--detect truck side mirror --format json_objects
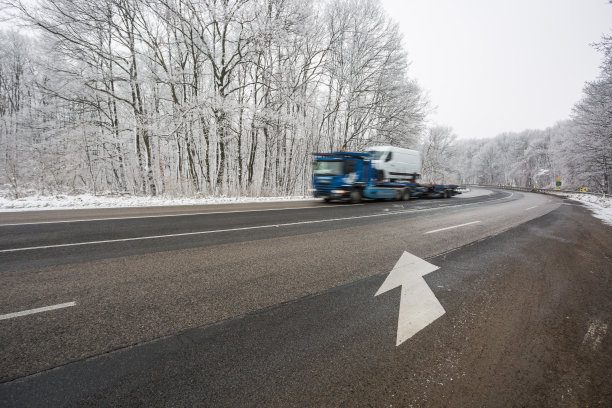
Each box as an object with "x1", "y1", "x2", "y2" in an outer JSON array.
[{"x1": 385, "y1": 152, "x2": 393, "y2": 162}]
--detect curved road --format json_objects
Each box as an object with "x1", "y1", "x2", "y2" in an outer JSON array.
[{"x1": 1, "y1": 188, "x2": 610, "y2": 407}]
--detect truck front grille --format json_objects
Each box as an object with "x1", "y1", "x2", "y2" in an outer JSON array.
[{"x1": 314, "y1": 184, "x2": 333, "y2": 195}]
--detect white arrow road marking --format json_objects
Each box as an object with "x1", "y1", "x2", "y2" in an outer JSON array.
[
  {"x1": 375, "y1": 252, "x2": 445, "y2": 346},
  {"x1": 0, "y1": 301, "x2": 76, "y2": 320}
]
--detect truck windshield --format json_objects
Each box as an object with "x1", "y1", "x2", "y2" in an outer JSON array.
[
  {"x1": 313, "y1": 160, "x2": 345, "y2": 176},
  {"x1": 369, "y1": 151, "x2": 386, "y2": 160}
]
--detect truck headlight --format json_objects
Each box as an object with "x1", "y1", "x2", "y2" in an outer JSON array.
[{"x1": 331, "y1": 189, "x2": 347, "y2": 194}]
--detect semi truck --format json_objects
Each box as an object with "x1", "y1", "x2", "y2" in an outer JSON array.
[{"x1": 312, "y1": 146, "x2": 459, "y2": 203}]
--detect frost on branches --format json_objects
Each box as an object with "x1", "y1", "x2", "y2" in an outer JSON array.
[{"x1": 0, "y1": 0, "x2": 427, "y2": 199}]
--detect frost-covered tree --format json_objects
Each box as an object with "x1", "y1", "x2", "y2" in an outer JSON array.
[
  {"x1": 569, "y1": 35, "x2": 612, "y2": 193},
  {"x1": 1, "y1": 0, "x2": 428, "y2": 198},
  {"x1": 321, "y1": 0, "x2": 426, "y2": 152},
  {"x1": 445, "y1": 123, "x2": 572, "y2": 188},
  {"x1": 420, "y1": 125, "x2": 456, "y2": 183},
  {"x1": 0, "y1": 30, "x2": 41, "y2": 198}
]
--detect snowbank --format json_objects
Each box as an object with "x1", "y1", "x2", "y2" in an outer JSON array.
[
  {"x1": 0, "y1": 194, "x2": 314, "y2": 212},
  {"x1": 565, "y1": 194, "x2": 612, "y2": 227}
]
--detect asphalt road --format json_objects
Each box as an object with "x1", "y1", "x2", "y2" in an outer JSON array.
[{"x1": 1, "y1": 188, "x2": 610, "y2": 407}]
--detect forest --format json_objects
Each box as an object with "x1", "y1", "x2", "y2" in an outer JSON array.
[
  {"x1": 1, "y1": 0, "x2": 611, "y2": 198},
  {"x1": 0, "y1": 0, "x2": 427, "y2": 198}
]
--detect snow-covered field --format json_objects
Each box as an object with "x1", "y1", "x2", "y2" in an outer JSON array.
[{"x1": 0, "y1": 194, "x2": 314, "y2": 212}]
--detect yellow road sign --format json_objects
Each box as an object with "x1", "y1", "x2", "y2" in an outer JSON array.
[
  {"x1": 580, "y1": 187, "x2": 588, "y2": 193},
  {"x1": 555, "y1": 186, "x2": 561, "y2": 191}
]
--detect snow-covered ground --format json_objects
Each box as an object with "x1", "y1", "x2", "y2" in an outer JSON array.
[
  {"x1": 564, "y1": 193, "x2": 612, "y2": 227},
  {"x1": 0, "y1": 194, "x2": 314, "y2": 212},
  {"x1": 456, "y1": 187, "x2": 492, "y2": 198}
]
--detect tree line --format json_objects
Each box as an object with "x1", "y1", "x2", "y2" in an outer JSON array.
[
  {"x1": 420, "y1": 35, "x2": 611, "y2": 194},
  {"x1": 0, "y1": 0, "x2": 427, "y2": 198},
  {"x1": 2, "y1": 0, "x2": 610, "y2": 198}
]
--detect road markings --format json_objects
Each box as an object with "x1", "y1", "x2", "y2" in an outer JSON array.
[
  {"x1": 0, "y1": 210, "x2": 423, "y2": 252},
  {"x1": 0, "y1": 204, "x2": 339, "y2": 227},
  {"x1": 0, "y1": 301, "x2": 76, "y2": 321},
  {"x1": 375, "y1": 252, "x2": 445, "y2": 346},
  {"x1": 526, "y1": 206, "x2": 538, "y2": 210},
  {"x1": 424, "y1": 221, "x2": 481, "y2": 234},
  {"x1": 0, "y1": 192, "x2": 516, "y2": 253}
]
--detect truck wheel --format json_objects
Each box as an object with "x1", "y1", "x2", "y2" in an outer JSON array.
[
  {"x1": 349, "y1": 189, "x2": 362, "y2": 204},
  {"x1": 402, "y1": 189, "x2": 411, "y2": 201},
  {"x1": 445, "y1": 189, "x2": 451, "y2": 198},
  {"x1": 324, "y1": 198, "x2": 331, "y2": 203}
]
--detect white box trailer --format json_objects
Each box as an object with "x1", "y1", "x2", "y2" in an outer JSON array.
[{"x1": 367, "y1": 146, "x2": 421, "y2": 181}]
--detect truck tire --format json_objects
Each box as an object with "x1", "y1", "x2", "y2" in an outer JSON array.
[
  {"x1": 402, "y1": 189, "x2": 411, "y2": 201},
  {"x1": 444, "y1": 189, "x2": 451, "y2": 198},
  {"x1": 349, "y1": 189, "x2": 362, "y2": 204}
]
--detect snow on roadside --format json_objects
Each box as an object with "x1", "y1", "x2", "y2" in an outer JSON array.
[
  {"x1": 0, "y1": 194, "x2": 314, "y2": 212},
  {"x1": 565, "y1": 193, "x2": 612, "y2": 227}
]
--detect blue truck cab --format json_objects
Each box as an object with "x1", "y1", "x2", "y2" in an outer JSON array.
[
  {"x1": 312, "y1": 152, "x2": 416, "y2": 203},
  {"x1": 312, "y1": 151, "x2": 458, "y2": 203}
]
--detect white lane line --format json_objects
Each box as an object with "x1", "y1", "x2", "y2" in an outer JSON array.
[
  {"x1": 0, "y1": 204, "x2": 343, "y2": 227},
  {"x1": 0, "y1": 192, "x2": 516, "y2": 253},
  {"x1": 0, "y1": 210, "x2": 413, "y2": 253},
  {"x1": 424, "y1": 221, "x2": 481, "y2": 234},
  {"x1": 526, "y1": 206, "x2": 538, "y2": 210},
  {"x1": 0, "y1": 301, "x2": 76, "y2": 320}
]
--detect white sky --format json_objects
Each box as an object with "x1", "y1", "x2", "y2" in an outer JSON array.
[{"x1": 380, "y1": 0, "x2": 612, "y2": 139}]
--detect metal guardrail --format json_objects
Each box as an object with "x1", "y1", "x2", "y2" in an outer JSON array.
[{"x1": 468, "y1": 185, "x2": 608, "y2": 198}]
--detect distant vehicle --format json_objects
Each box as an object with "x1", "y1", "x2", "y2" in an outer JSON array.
[{"x1": 312, "y1": 147, "x2": 459, "y2": 203}]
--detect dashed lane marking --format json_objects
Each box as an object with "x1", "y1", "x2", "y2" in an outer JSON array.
[
  {"x1": 0, "y1": 302, "x2": 76, "y2": 321},
  {"x1": 424, "y1": 221, "x2": 482, "y2": 234}
]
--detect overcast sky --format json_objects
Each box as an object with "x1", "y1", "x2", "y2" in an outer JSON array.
[{"x1": 380, "y1": 0, "x2": 612, "y2": 139}]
